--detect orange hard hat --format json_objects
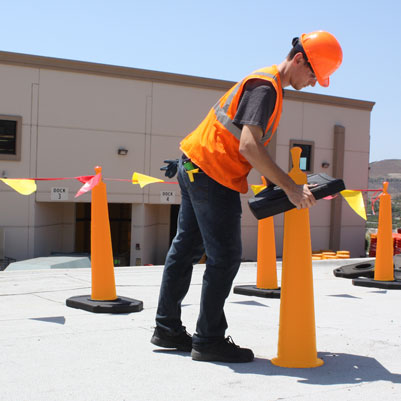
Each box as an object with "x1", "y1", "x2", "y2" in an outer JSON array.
[{"x1": 300, "y1": 31, "x2": 343, "y2": 87}]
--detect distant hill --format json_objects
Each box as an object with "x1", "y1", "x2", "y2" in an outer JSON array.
[
  {"x1": 369, "y1": 159, "x2": 401, "y2": 195},
  {"x1": 369, "y1": 159, "x2": 401, "y2": 179}
]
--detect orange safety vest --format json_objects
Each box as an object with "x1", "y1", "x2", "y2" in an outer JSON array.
[{"x1": 180, "y1": 65, "x2": 283, "y2": 193}]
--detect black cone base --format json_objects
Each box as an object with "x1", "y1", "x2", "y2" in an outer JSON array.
[
  {"x1": 66, "y1": 295, "x2": 143, "y2": 313},
  {"x1": 233, "y1": 285, "x2": 281, "y2": 298},
  {"x1": 333, "y1": 261, "x2": 375, "y2": 279},
  {"x1": 333, "y1": 261, "x2": 401, "y2": 280},
  {"x1": 352, "y1": 277, "x2": 401, "y2": 290}
]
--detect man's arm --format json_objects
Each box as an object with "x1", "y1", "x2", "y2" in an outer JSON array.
[{"x1": 239, "y1": 124, "x2": 316, "y2": 209}]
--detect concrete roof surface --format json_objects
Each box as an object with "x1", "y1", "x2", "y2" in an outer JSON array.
[{"x1": 0, "y1": 259, "x2": 400, "y2": 401}]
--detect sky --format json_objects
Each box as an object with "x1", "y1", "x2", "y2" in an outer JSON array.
[{"x1": 1, "y1": 0, "x2": 400, "y2": 162}]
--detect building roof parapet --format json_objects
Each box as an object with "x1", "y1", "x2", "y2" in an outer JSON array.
[{"x1": 0, "y1": 50, "x2": 374, "y2": 111}]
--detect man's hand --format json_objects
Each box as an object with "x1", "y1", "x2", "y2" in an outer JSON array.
[
  {"x1": 238, "y1": 124, "x2": 316, "y2": 210},
  {"x1": 286, "y1": 184, "x2": 316, "y2": 209}
]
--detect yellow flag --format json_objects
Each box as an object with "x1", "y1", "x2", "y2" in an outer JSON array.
[
  {"x1": 132, "y1": 172, "x2": 164, "y2": 188},
  {"x1": 340, "y1": 190, "x2": 367, "y2": 220},
  {"x1": 0, "y1": 179, "x2": 37, "y2": 195},
  {"x1": 251, "y1": 184, "x2": 267, "y2": 195}
]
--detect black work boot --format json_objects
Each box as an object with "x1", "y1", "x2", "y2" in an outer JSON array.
[
  {"x1": 191, "y1": 336, "x2": 254, "y2": 363},
  {"x1": 151, "y1": 326, "x2": 192, "y2": 352}
]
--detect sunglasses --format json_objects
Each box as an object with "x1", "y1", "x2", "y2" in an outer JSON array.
[
  {"x1": 292, "y1": 37, "x2": 316, "y2": 76},
  {"x1": 303, "y1": 56, "x2": 315, "y2": 76}
]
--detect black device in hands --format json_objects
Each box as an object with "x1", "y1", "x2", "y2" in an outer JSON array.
[{"x1": 248, "y1": 173, "x2": 345, "y2": 220}]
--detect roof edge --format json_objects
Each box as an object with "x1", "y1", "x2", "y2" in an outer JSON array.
[
  {"x1": 0, "y1": 50, "x2": 233, "y2": 90},
  {"x1": 284, "y1": 89, "x2": 375, "y2": 111},
  {"x1": 0, "y1": 50, "x2": 375, "y2": 111}
]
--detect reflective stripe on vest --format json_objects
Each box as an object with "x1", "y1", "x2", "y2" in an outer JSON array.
[{"x1": 212, "y1": 71, "x2": 279, "y2": 145}]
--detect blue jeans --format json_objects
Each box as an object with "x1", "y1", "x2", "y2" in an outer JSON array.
[{"x1": 155, "y1": 157, "x2": 242, "y2": 345}]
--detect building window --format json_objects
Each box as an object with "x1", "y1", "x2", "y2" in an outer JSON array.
[
  {"x1": 289, "y1": 140, "x2": 314, "y2": 173},
  {"x1": 0, "y1": 116, "x2": 22, "y2": 161}
]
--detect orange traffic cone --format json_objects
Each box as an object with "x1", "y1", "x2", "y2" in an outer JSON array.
[
  {"x1": 91, "y1": 166, "x2": 118, "y2": 300},
  {"x1": 233, "y1": 177, "x2": 280, "y2": 298},
  {"x1": 374, "y1": 182, "x2": 394, "y2": 281},
  {"x1": 271, "y1": 147, "x2": 323, "y2": 368},
  {"x1": 353, "y1": 181, "x2": 401, "y2": 289},
  {"x1": 256, "y1": 177, "x2": 279, "y2": 290},
  {"x1": 256, "y1": 215, "x2": 279, "y2": 290},
  {"x1": 66, "y1": 166, "x2": 143, "y2": 313}
]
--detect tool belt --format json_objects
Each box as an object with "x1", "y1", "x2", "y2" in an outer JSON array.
[
  {"x1": 182, "y1": 154, "x2": 202, "y2": 182},
  {"x1": 160, "y1": 155, "x2": 204, "y2": 181}
]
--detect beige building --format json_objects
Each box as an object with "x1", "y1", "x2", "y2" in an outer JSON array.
[{"x1": 0, "y1": 51, "x2": 374, "y2": 266}]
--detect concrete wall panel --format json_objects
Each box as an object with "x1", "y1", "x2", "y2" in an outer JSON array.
[
  {"x1": 0, "y1": 65, "x2": 39, "y2": 118},
  {"x1": 340, "y1": 226, "x2": 366, "y2": 257},
  {"x1": 151, "y1": 83, "x2": 224, "y2": 136},
  {"x1": 277, "y1": 100, "x2": 303, "y2": 145},
  {"x1": 38, "y1": 70, "x2": 151, "y2": 133},
  {"x1": 35, "y1": 126, "x2": 147, "y2": 201}
]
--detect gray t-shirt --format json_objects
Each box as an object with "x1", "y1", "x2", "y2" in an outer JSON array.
[{"x1": 232, "y1": 79, "x2": 277, "y2": 134}]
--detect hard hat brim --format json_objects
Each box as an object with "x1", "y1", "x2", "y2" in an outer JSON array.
[{"x1": 318, "y1": 76, "x2": 329, "y2": 87}]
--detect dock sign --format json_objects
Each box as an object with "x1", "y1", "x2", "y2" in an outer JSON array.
[
  {"x1": 51, "y1": 187, "x2": 69, "y2": 201},
  {"x1": 160, "y1": 191, "x2": 176, "y2": 204}
]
